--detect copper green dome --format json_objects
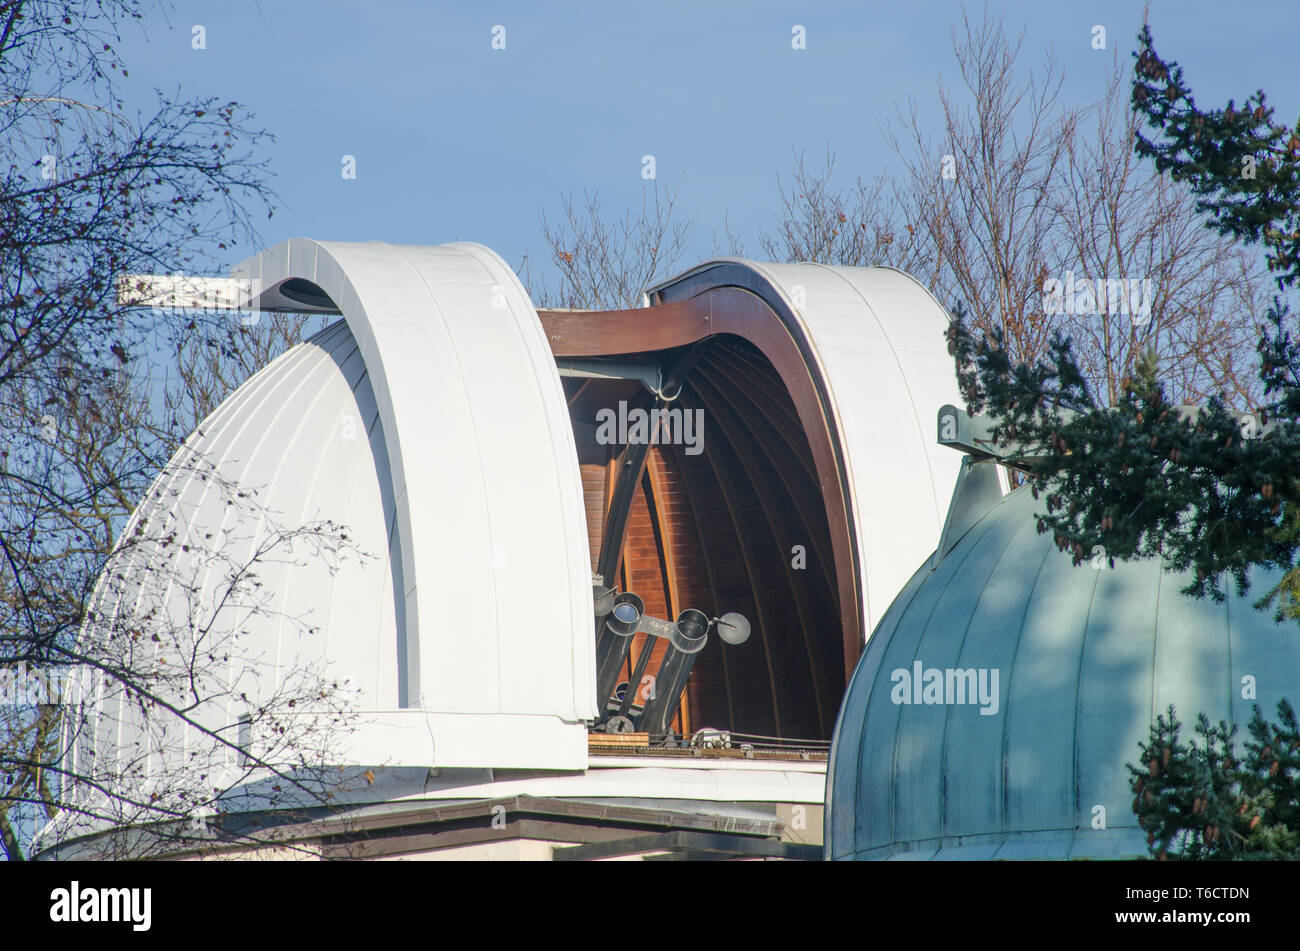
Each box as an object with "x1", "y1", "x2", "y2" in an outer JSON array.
[{"x1": 826, "y1": 463, "x2": 1300, "y2": 859}]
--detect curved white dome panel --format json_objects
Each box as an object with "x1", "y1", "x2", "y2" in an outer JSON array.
[
  {"x1": 235, "y1": 240, "x2": 598, "y2": 763},
  {"x1": 74, "y1": 240, "x2": 596, "y2": 791},
  {"x1": 66, "y1": 320, "x2": 404, "y2": 819},
  {"x1": 750, "y1": 263, "x2": 965, "y2": 635}
]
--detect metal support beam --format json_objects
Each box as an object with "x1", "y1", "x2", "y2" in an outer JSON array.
[{"x1": 555, "y1": 357, "x2": 664, "y2": 395}]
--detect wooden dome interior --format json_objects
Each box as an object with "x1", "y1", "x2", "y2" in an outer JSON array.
[{"x1": 563, "y1": 334, "x2": 845, "y2": 741}]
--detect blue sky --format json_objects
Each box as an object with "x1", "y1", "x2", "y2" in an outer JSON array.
[{"x1": 112, "y1": 0, "x2": 1300, "y2": 285}]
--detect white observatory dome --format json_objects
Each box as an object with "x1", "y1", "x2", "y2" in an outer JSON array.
[{"x1": 66, "y1": 241, "x2": 599, "y2": 826}]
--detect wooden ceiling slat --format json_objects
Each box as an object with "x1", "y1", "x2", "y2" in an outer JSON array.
[
  {"x1": 709, "y1": 341, "x2": 804, "y2": 429},
  {"x1": 689, "y1": 377, "x2": 829, "y2": 737},
  {"x1": 673, "y1": 393, "x2": 785, "y2": 737},
  {"x1": 692, "y1": 360, "x2": 837, "y2": 586},
  {"x1": 698, "y1": 351, "x2": 820, "y2": 488},
  {"x1": 668, "y1": 435, "x2": 737, "y2": 732}
]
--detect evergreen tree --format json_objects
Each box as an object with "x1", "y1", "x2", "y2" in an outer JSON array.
[
  {"x1": 1130, "y1": 702, "x2": 1300, "y2": 860},
  {"x1": 947, "y1": 24, "x2": 1300, "y2": 619},
  {"x1": 980, "y1": 26, "x2": 1300, "y2": 861}
]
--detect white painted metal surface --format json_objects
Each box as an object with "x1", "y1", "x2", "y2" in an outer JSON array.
[
  {"x1": 73, "y1": 241, "x2": 598, "y2": 798},
  {"x1": 360, "y1": 756, "x2": 827, "y2": 806},
  {"x1": 232, "y1": 240, "x2": 598, "y2": 749}
]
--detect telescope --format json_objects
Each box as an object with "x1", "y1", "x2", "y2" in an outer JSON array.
[{"x1": 592, "y1": 578, "x2": 750, "y2": 738}]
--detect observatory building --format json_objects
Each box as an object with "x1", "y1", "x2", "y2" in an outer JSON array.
[
  {"x1": 40, "y1": 239, "x2": 965, "y2": 860},
  {"x1": 44, "y1": 238, "x2": 1296, "y2": 862}
]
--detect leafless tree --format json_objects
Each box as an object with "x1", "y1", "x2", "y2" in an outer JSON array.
[
  {"x1": 0, "y1": 0, "x2": 354, "y2": 859},
  {"x1": 882, "y1": 4, "x2": 1265, "y2": 407},
  {"x1": 884, "y1": 6, "x2": 1080, "y2": 367},
  {"x1": 526, "y1": 180, "x2": 694, "y2": 310},
  {"x1": 23, "y1": 457, "x2": 367, "y2": 860},
  {"x1": 757, "y1": 148, "x2": 932, "y2": 273},
  {"x1": 160, "y1": 310, "x2": 329, "y2": 443},
  {"x1": 1050, "y1": 53, "x2": 1265, "y2": 406}
]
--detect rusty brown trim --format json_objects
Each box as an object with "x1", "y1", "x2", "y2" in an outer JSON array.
[
  {"x1": 540, "y1": 284, "x2": 863, "y2": 680},
  {"x1": 541, "y1": 299, "x2": 710, "y2": 356},
  {"x1": 643, "y1": 455, "x2": 679, "y2": 619},
  {"x1": 641, "y1": 456, "x2": 687, "y2": 733}
]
